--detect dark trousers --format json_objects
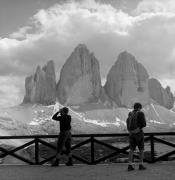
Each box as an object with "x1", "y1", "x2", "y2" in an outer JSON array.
[{"x1": 56, "y1": 130, "x2": 72, "y2": 158}]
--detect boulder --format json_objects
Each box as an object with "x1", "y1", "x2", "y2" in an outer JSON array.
[
  {"x1": 148, "y1": 78, "x2": 174, "y2": 109},
  {"x1": 104, "y1": 51, "x2": 150, "y2": 108},
  {"x1": 56, "y1": 44, "x2": 103, "y2": 105},
  {"x1": 23, "y1": 60, "x2": 56, "y2": 105}
]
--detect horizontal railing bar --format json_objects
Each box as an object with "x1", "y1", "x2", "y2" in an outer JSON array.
[{"x1": 0, "y1": 132, "x2": 175, "y2": 139}]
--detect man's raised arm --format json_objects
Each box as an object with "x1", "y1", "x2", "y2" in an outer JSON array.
[{"x1": 52, "y1": 111, "x2": 60, "y2": 121}]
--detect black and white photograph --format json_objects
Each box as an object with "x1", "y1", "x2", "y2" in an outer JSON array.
[{"x1": 0, "y1": 0, "x2": 175, "y2": 179}]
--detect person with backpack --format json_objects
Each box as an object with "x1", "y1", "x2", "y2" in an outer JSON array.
[
  {"x1": 126, "y1": 102, "x2": 146, "y2": 171},
  {"x1": 51, "y1": 107, "x2": 73, "y2": 167}
]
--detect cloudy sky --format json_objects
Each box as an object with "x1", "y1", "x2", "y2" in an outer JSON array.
[{"x1": 1, "y1": 0, "x2": 175, "y2": 107}]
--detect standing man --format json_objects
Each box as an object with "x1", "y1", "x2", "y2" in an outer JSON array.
[
  {"x1": 51, "y1": 107, "x2": 73, "y2": 166},
  {"x1": 126, "y1": 102, "x2": 146, "y2": 171}
]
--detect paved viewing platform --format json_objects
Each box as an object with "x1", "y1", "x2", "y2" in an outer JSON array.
[{"x1": 0, "y1": 162, "x2": 174, "y2": 180}]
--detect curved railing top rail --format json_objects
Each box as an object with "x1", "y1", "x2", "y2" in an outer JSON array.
[{"x1": 0, "y1": 132, "x2": 175, "y2": 139}]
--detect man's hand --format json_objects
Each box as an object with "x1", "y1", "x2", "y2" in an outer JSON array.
[
  {"x1": 58, "y1": 108, "x2": 63, "y2": 114},
  {"x1": 129, "y1": 127, "x2": 140, "y2": 134}
]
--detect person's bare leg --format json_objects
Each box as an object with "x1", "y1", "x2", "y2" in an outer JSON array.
[
  {"x1": 139, "y1": 149, "x2": 146, "y2": 170},
  {"x1": 139, "y1": 149, "x2": 144, "y2": 164},
  {"x1": 129, "y1": 150, "x2": 134, "y2": 164},
  {"x1": 128, "y1": 149, "x2": 135, "y2": 171}
]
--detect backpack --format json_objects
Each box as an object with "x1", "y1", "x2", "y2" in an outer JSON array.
[{"x1": 127, "y1": 111, "x2": 140, "y2": 134}]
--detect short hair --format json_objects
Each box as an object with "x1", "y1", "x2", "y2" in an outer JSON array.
[
  {"x1": 133, "y1": 103, "x2": 142, "y2": 110},
  {"x1": 61, "y1": 107, "x2": 69, "y2": 114}
]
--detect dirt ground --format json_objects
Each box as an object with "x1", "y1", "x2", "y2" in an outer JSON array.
[{"x1": 0, "y1": 162, "x2": 175, "y2": 180}]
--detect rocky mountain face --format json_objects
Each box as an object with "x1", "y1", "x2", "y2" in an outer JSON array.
[
  {"x1": 23, "y1": 60, "x2": 56, "y2": 105},
  {"x1": 22, "y1": 45, "x2": 174, "y2": 109},
  {"x1": 148, "y1": 78, "x2": 174, "y2": 109},
  {"x1": 104, "y1": 51, "x2": 150, "y2": 108},
  {"x1": 56, "y1": 44, "x2": 103, "y2": 105}
]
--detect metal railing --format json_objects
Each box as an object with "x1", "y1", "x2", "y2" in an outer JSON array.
[{"x1": 0, "y1": 132, "x2": 175, "y2": 165}]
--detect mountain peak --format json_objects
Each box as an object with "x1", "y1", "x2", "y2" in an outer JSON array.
[
  {"x1": 47, "y1": 60, "x2": 54, "y2": 66},
  {"x1": 75, "y1": 43, "x2": 88, "y2": 52},
  {"x1": 116, "y1": 51, "x2": 136, "y2": 64},
  {"x1": 104, "y1": 52, "x2": 149, "y2": 107},
  {"x1": 120, "y1": 50, "x2": 132, "y2": 56},
  {"x1": 56, "y1": 44, "x2": 102, "y2": 105}
]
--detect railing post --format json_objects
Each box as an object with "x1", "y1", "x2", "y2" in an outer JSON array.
[
  {"x1": 150, "y1": 134, "x2": 155, "y2": 163},
  {"x1": 91, "y1": 136, "x2": 95, "y2": 165},
  {"x1": 35, "y1": 137, "x2": 39, "y2": 165}
]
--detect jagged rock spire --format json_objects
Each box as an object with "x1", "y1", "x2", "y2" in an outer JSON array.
[
  {"x1": 23, "y1": 60, "x2": 56, "y2": 105},
  {"x1": 56, "y1": 44, "x2": 102, "y2": 105},
  {"x1": 104, "y1": 51, "x2": 149, "y2": 107}
]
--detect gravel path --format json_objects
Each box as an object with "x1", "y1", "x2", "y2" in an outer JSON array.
[{"x1": 0, "y1": 162, "x2": 175, "y2": 180}]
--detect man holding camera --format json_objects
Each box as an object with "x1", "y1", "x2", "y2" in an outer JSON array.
[{"x1": 51, "y1": 107, "x2": 73, "y2": 166}]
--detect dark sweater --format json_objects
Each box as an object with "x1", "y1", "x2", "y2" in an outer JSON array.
[{"x1": 52, "y1": 112, "x2": 71, "y2": 132}]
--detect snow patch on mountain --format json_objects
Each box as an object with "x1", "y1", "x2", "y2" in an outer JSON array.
[
  {"x1": 150, "y1": 120, "x2": 165, "y2": 125},
  {"x1": 150, "y1": 104, "x2": 160, "y2": 118},
  {"x1": 0, "y1": 101, "x2": 175, "y2": 139}
]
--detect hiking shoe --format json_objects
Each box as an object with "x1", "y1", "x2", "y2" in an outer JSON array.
[
  {"x1": 65, "y1": 159, "x2": 73, "y2": 166},
  {"x1": 51, "y1": 159, "x2": 59, "y2": 167},
  {"x1": 139, "y1": 164, "x2": 146, "y2": 170},
  {"x1": 128, "y1": 165, "x2": 134, "y2": 171},
  {"x1": 65, "y1": 162, "x2": 73, "y2": 166}
]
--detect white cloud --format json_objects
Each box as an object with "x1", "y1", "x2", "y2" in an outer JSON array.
[
  {"x1": 1, "y1": 0, "x2": 175, "y2": 106},
  {"x1": 0, "y1": 0, "x2": 136, "y2": 76},
  {"x1": 10, "y1": 26, "x2": 32, "y2": 39},
  {"x1": 134, "y1": 0, "x2": 175, "y2": 15},
  {"x1": 0, "y1": 76, "x2": 24, "y2": 108},
  {"x1": 0, "y1": 38, "x2": 21, "y2": 50},
  {"x1": 160, "y1": 79, "x2": 175, "y2": 94},
  {"x1": 32, "y1": 0, "x2": 134, "y2": 37}
]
